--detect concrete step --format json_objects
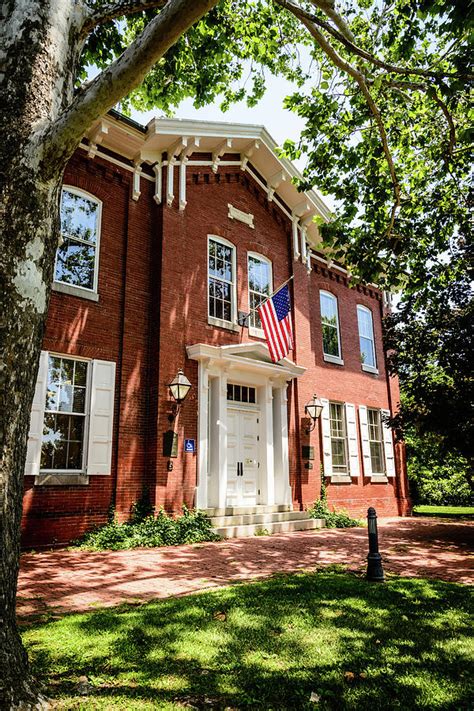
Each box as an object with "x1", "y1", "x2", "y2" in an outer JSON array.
[
  {"x1": 210, "y1": 511, "x2": 309, "y2": 527},
  {"x1": 204, "y1": 504, "x2": 292, "y2": 517},
  {"x1": 213, "y1": 517, "x2": 325, "y2": 539}
]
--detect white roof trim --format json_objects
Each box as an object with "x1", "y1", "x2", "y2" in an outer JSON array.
[{"x1": 87, "y1": 113, "x2": 333, "y2": 227}]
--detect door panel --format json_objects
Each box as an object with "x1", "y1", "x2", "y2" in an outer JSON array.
[
  {"x1": 240, "y1": 412, "x2": 258, "y2": 504},
  {"x1": 226, "y1": 410, "x2": 240, "y2": 507},
  {"x1": 226, "y1": 408, "x2": 259, "y2": 506}
]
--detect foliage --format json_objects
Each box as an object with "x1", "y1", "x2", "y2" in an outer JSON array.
[
  {"x1": 129, "y1": 489, "x2": 155, "y2": 523},
  {"x1": 385, "y1": 252, "x2": 473, "y2": 459},
  {"x1": 82, "y1": 1, "x2": 473, "y2": 447},
  {"x1": 73, "y1": 506, "x2": 220, "y2": 550},
  {"x1": 276, "y1": 1, "x2": 472, "y2": 449},
  {"x1": 403, "y1": 430, "x2": 472, "y2": 506},
  {"x1": 308, "y1": 481, "x2": 361, "y2": 528},
  {"x1": 81, "y1": 2, "x2": 309, "y2": 115},
  {"x1": 22, "y1": 571, "x2": 473, "y2": 709}
]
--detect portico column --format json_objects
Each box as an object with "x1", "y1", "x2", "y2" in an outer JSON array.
[
  {"x1": 195, "y1": 359, "x2": 209, "y2": 509},
  {"x1": 217, "y1": 371, "x2": 229, "y2": 508},
  {"x1": 209, "y1": 370, "x2": 228, "y2": 509},
  {"x1": 273, "y1": 382, "x2": 292, "y2": 504},
  {"x1": 260, "y1": 381, "x2": 275, "y2": 506}
]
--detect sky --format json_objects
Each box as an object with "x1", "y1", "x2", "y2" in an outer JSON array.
[
  {"x1": 130, "y1": 72, "x2": 305, "y2": 147},
  {"x1": 129, "y1": 71, "x2": 308, "y2": 171}
]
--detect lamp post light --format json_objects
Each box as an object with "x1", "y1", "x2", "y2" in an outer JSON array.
[
  {"x1": 366, "y1": 507, "x2": 385, "y2": 582},
  {"x1": 168, "y1": 369, "x2": 191, "y2": 421},
  {"x1": 305, "y1": 394, "x2": 324, "y2": 434}
]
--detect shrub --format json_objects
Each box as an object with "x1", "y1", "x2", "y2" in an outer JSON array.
[
  {"x1": 308, "y1": 482, "x2": 361, "y2": 528},
  {"x1": 406, "y1": 432, "x2": 473, "y2": 506},
  {"x1": 73, "y1": 506, "x2": 221, "y2": 551}
]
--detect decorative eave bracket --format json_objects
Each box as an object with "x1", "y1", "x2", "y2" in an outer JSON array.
[
  {"x1": 86, "y1": 121, "x2": 109, "y2": 159},
  {"x1": 212, "y1": 138, "x2": 232, "y2": 173}
]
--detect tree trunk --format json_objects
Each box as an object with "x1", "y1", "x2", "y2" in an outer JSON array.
[
  {"x1": 0, "y1": 172, "x2": 62, "y2": 709},
  {"x1": 1, "y1": 2, "x2": 82, "y2": 706},
  {"x1": 1, "y1": 0, "x2": 219, "y2": 704}
]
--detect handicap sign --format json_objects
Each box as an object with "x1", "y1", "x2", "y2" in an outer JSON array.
[{"x1": 184, "y1": 439, "x2": 195, "y2": 453}]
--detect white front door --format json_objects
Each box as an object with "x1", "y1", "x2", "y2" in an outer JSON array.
[{"x1": 226, "y1": 408, "x2": 259, "y2": 506}]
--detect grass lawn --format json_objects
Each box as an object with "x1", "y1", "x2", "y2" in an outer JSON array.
[
  {"x1": 22, "y1": 570, "x2": 473, "y2": 710},
  {"x1": 413, "y1": 505, "x2": 474, "y2": 518}
]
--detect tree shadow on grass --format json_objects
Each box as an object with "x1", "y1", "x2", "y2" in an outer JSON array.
[{"x1": 24, "y1": 571, "x2": 473, "y2": 710}]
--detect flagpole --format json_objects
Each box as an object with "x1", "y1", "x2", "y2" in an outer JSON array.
[
  {"x1": 260, "y1": 274, "x2": 295, "y2": 308},
  {"x1": 238, "y1": 275, "x2": 295, "y2": 327}
]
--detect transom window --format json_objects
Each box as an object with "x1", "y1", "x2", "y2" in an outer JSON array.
[
  {"x1": 208, "y1": 237, "x2": 235, "y2": 323},
  {"x1": 357, "y1": 305, "x2": 376, "y2": 369},
  {"x1": 248, "y1": 254, "x2": 272, "y2": 331},
  {"x1": 41, "y1": 356, "x2": 89, "y2": 471},
  {"x1": 320, "y1": 291, "x2": 342, "y2": 360},
  {"x1": 227, "y1": 384, "x2": 256, "y2": 404},
  {"x1": 367, "y1": 408, "x2": 385, "y2": 474},
  {"x1": 55, "y1": 188, "x2": 101, "y2": 292},
  {"x1": 329, "y1": 402, "x2": 348, "y2": 474}
]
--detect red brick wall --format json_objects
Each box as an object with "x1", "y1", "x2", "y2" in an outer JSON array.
[
  {"x1": 151, "y1": 165, "x2": 293, "y2": 512},
  {"x1": 22, "y1": 149, "x2": 157, "y2": 546},
  {"x1": 300, "y1": 263, "x2": 409, "y2": 516},
  {"x1": 21, "y1": 149, "x2": 410, "y2": 548}
]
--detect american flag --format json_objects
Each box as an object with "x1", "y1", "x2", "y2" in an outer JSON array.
[{"x1": 258, "y1": 284, "x2": 293, "y2": 363}]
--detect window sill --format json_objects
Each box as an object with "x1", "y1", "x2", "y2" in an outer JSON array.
[
  {"x1": 361, "y1": 364, "x2": 379, "y2": 375},
  {"x1": 35, "y1": 473, "x2": 89, "y2": 486},
  {"x1": 52, "y1": 281, "x2": 99, "y2": 302},
  {"x1": 370, "y1": 475, "x2": 389, "y2": 483},
  {"x1": 248, "y1": 326, "x2": 265, "y2": 339},
  {"x1": 328, "y1": 475, "x2": 352, "y2": 484},
  {"x1": 208, "y1": 316, "x2": 240, "y2": 333},
  {"x1": 323, "y1": 354, "x2": 344, "y2": 366}
]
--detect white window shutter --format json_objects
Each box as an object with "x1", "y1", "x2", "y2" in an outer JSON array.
[
  {"x1": 25, "y1": 350, "x2": 48, "y2": 477},
  {"x1": 87, "y1": 360, "x2": 116, "y2": 475},
  {"x1": 345, "y1": 403, "x2": 360, "y2": 478},
  {"x1": 381, "y1": 409, "x2": 396, "y2": 477},
  {"x1": 358, "y1": 405, "x2": 372, "y2": 477},
  {"x1": 320, "y1": 398, "x2": 332, "y2": 476}
]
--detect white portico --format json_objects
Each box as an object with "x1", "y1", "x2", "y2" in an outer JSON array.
[{"x1": 186, "y1": 342, "x2": 305, "y2": 510}]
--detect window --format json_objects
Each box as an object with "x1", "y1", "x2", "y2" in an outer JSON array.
[
  {"x1": 41, "y1": 355, "x2": 89, "y2": 471},
  {"x1": 367, "y1": 408, "x2": 385, "y2": 474},
  {"x1": 329, "y1": 402, "x2": 348, "y2": 474},
  {"x1": 208, "y1": 236, "x2": 236, "y2": 325},
  {"x1": 227, "y1": 383, "x2": 256, "y2": 404},
  {"x1": 54, "y1": 188, "x2": 101, "y2": 292},
  {"x1": 248, "y1": 254, "x2": 272, "y2": 334},
  {"x1": 26, "y1": 351, "x2": 116, "y2": 481},
  {"x1": 320, "y1": 291, "x2": 342, "y2": 363},
  {"x1": 357, "y1": 305, "x2": 377, "y2": 372}
]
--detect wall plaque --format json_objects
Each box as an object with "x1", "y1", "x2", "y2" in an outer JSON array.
[
  {"x1": 228, "y1": 203, "x2": 254, "y2": 229},
  {"x1": 302, "y1": 445, "x2": 314, "y2": 460},
  {"x1": 163, "y1": 430, "x2": 178, "y2": 458}
]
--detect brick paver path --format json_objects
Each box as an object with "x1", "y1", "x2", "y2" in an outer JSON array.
[{"x1": 17, "y1": 518, "x2": 473, "y2": 621}]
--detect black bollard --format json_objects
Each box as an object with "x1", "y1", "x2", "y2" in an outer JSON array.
[{"x1": 366, "y1": 507, "x2": 385, "y2": 582}]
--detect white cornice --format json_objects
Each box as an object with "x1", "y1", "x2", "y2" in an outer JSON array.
[{"x1": 87, "y1": 113, "x2": 332, "y2": 229}]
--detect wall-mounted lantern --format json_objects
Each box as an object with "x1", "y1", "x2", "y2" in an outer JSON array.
[
  {"x1": 168, "y1": 369, "x2": 191, "y2": 421},
  {"x1": 304, "y1": 394, "x2": 324, "y2": 433}
]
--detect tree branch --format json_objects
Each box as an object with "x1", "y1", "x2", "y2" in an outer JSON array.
[
  {"x1": 275, "y1": 0, "x2": 401, "y2": 238},
  {"x1": 383, "y1": 80, "x2": 456, "y2": 159},
  {"x1": 40, "y1": 0, "x2": 218, "y2": 176},
  {"x1": 276, "y1": 0, "x2": 474, "y2": 82},
  {"x1": 309, "y1": 0, "x2": 356, "y2": 43},
  {"x1": 431, "y1": 92, "x2": 456, "y2": 158},
  {"x1": 82, "y1": 0, "x2": 168, "y2": 36}
]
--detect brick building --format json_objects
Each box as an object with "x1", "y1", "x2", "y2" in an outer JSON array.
[{"x1": 22, "y1": 111, "x2": 410, "y2": 547}]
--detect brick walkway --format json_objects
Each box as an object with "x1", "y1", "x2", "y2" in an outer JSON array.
[{"x1": 17, "y1": 518, "x2": 473, "y2": 621}]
